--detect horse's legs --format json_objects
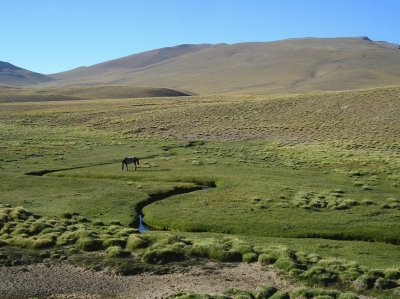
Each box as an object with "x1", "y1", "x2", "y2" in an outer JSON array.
[{"x1": 134, "y1": 162, "x2": 137, "y2": 171}]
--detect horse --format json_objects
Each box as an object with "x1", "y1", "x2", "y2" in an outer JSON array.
[{"x1": 122, "y1": 156, "x2": 140, "y2": 171}]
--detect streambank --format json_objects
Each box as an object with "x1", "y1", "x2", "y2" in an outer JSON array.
[{"x1": 134, "y1": 182, "x2": 216, "y2": 231}]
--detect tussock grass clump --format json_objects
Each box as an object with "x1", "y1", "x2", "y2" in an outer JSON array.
[
  {"x1": 253, "y1": 285, "x2": 278, "y2": 298},
  {"x1": 75, "y1": 237, "x2": 103, "y2": 251},
  {"x1": 384, "y1": 268, "x2": 400, "y2": 280},
  {"x1": 374, "y1": 277, "x2": 397, "y2": 289},
  {"x1": 102, "y1": 237, "x2": 127, "y2": 248},
  {"x1": 258, "y1": 254, "x2": 277, "y2": 265},
  {"x1": 142, "y1": 247, "x2": 184, "y2": 264},
  {"x1": 290, "y1": 288, "x2": 358, "y2": 299},
  {"x1": 114, "y1": 228, "x2": 139, "y2": 237},
  {"x1": 291, "y1": 190, "x2": 361, "y2": 211},
  {"x1": 243, "y1": 252, "x2": 258, "y2": 263},
  {"x1": 105, "y1": 246, "x2": 130, "y2": 258},
  {"x1": 300, "y1": 266, "x2": 339, "y2": 286},
  {"x1": 224, "y1": 288, "x2": 254, "y2": 298},
  {"x1": 168, "y1": 286, "x2": 359, "y2": 299},
  {"x1": 126, "y1": 234, "x2": 151, "y2": 250},
  {"x1": 275, "y1": 257, "x2": 299, "y2": 272},
  {"x1": 188, "y1": 241, "x2": 242, "y2": 262},
  {"x1": 360, "y1": 199, "x2": 374, "y2": 206}
]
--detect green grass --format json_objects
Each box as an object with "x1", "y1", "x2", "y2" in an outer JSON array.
[{"x1": 0, "y1": 87, "x2": 399, "y2": 298}]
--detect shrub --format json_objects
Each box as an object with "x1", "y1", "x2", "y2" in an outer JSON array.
[
  {"x1": 9, "y1": 207, "x2": 31, "y2": 220},
  {"x1": 224, "y1": 288, "x2": 254, "y2": 298},
  {"x1": 109, "y1": 220, "x2": 122, "y2": 226},
  {"x1": 268, "y1": 291, "x2": 289, "y2": 299},
  {"x1": 384, "y1": 268, "x2": 400, "y2": 280},
  {"x1": 62, "y1": 212, "x2": 72, "y2": 219},
  {"x1": 166, "y1": 293, "x2": 213, "y2": 299},
  {"x1": 343, "y1": 199, "x2": 358, "y2": 206},
  {"x1": 103, "y1": 238, "x2": 127, "y2": 248},
  {"x1": 105, "y1": 246, "x2": 130, "y2": 258},
  {"x1": 374, "y1": 277, "x2": 396, "y2": 289},
  {"x1": 360, "y1": 199, "x2": 374, "y2": 206},
  {"x1": 243, "y1": 252, "x2": 258, "y2": 263},
  {"x1": 291, "y1": 288, "x2": 340, "y2": 299},
  {"x1": 115, "y1": 260, "x2": 143, "y2": 276},
  {"x1": 337, "y1": 293, "x2": 359, "y2": 299},
  {"x1": 92, "y1": 220, "x2": 105, "y2": 226},
  {"x1": 339, "y1": 268, "x2": 363, "y2": 282},
  {"x1": 29, "y1": 221, "x2": 51, "y2": 235},
  {"x1": 76, "y1": 216, "x2": 90, "y2": 223},
  {"x1": 126, "y1": 235, "x2": 150, "y2": 250},
  {"x1": 32, "y1": 237, "x2": 56, "y2": 249},
  {"x1": 75, "y1": 238, "x2": 103, "y2": 251},
  {"x1": 300, "y1": 266, "x2": 338, "y2": 286},
  {"x1": 274, "y1": 258, "x2": 298, "y2": 272},
  {"x1": 115, "y1": 228, "x2": 139, "y2": 237},
  {"x1": 258, "y1": 254, "x2": 277, "y2": 265},
  {"x1": 190, "y1": 242, "x2": 242, "y2": 262},
  {"x1": 232, "y1": 242, "x2": 254, "y2": 255},
  {"x1": 253, "y1": 285, "x2": 277, "y2": 299},
  {"x1": 142, "y1": 247, "x2": 184, "y2": 264},
  {"x1": 57, "y1": 231, "x2": 81, "y2": 245},
  {"x1": 307, "y1": 254, "x2": 321, "y2": 264},
  {"x1": 352, "y1": 274, "x2": 374, "y2": 290},
  {"x1": 332, "y1": 203, "x2": 349, "y2": 210}
]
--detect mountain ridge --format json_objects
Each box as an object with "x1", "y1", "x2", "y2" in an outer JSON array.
[
  {"x1": 48, "y1": 37, "x2": 400, "y2": 94},
  {"x1": 1, "y1": 37, "x2": 400, "y2": 94},
  {"x1": 0, "y1": 61, "x2": 54, "y2": 86}
]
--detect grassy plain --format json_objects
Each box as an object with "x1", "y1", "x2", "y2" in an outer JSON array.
[{"x1": 1, "y1": 87, "x2": 400, "y2": 297}]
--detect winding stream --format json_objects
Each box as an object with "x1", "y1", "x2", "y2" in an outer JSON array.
[
  {"x1": 136, "y1": 183, "x2": 215, "y2": 232},
  {"x1": 25, "y1": 167, "x2": 216, "y2": 232}
]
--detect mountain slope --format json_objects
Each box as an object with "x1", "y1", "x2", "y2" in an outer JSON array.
[
  {"x1": 0, "y1": 62, "x2": 54, "y2": 86},
  {"x1": 50, "y1": 37, "x2": 400, "y2": 94},
  {"x1": 53, "y1": 44, "x2": 224, "y2": 85}
]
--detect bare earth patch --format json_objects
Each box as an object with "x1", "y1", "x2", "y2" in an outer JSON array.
[{"x1": 0, "y1": 262, "x2": 299, "y2": 299}]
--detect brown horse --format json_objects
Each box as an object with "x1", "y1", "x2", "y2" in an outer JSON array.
[{"x1": 122, "y1": 156, "x2": 140, "y2": 171}]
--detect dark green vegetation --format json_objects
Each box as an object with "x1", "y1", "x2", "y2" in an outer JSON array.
[
  {"x1": 168, "y1": 285, "x2": 361, "y2": 299},
  {"x1": 1, "y1": 86, "x2": 399, "y2": 298},
  {"x1": 0, "y1": 85, "x2": 191, "y2": 103}
]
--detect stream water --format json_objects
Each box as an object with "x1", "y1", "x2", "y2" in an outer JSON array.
[
  {"x1": 138, "y1": 214, "x2": 150, "y2": 232},
  {"x1": 138, "y1": 186, "x2": 213, "y2": 232}
]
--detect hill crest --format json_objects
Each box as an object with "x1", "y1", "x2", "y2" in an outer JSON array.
[
  {"x1": 0, "y1": 61, "x2": 54, "y2": 86},
  {"x1": 48, "y1": 37, "x2": 400, "y2": 94}
]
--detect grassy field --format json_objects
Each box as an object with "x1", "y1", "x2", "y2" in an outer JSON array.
[{"x1": 1, "y1": 87, "x2": 399, "y2": 298}]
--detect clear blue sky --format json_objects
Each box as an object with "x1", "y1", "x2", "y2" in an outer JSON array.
[{"x1": 1, "y1": 0, "x2": 398, "y2": 74}]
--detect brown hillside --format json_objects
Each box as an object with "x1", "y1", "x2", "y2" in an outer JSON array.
[
  {"x1": 0, "y1": 62, "x2": 54, "y2": 86},
  {"x1": 49, "y1": 38, "x2": 400, "y2": 94}
]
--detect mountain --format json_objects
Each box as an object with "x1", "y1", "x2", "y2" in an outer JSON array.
[
  {"x1": 50, "y1": 37, "x2": 400, "y2": 94},
  {"x1": 0, "y1": 61, "x2": 54, "y2": 86}
]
